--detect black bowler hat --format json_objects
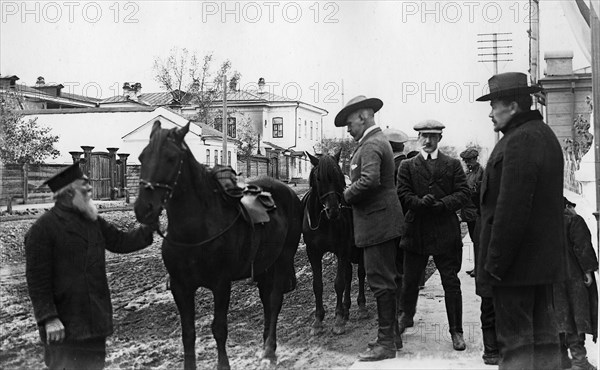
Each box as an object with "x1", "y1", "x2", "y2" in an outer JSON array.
[
  {"x1": 334, "y1": 95, "x2": 383, "y2": 127},
  {"x1": 43, "y1": 163, "x2": 85, "y2": 192},
  {"x1": 476, "y1": 72, "x2": 542, "y2": 102}
]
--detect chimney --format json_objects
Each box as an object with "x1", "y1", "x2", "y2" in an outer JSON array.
[
  {"x1": 258, "y1": 77, "x2": 265, "y2": 94},
  {"x1": 544, "y1": 51, "x2": 574, "y2": 76},
  {"x1": 123, "y1": 82, "x2": 142, "y2": 101},
  {"x1": 36, "y1": 76, "x2": 45, "y2": 86}
]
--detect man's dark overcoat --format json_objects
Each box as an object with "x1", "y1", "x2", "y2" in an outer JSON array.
[
  {"x1": 344, "y1": 127, "x2": 404, "y2": 248},
  {"x1": 477, "y1": 110, "x2": 566, "y2": 289},
  {"x1": 553, "y1": 211, "x2": 598, "y2": 341},
  {"x1": 397, "y1": 152, "x2": 470, "y2": 255},
  {"x1": 25, "y1": 204, "x2": 153, "y2": 342}
]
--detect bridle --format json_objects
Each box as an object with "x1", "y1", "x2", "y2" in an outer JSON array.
[
  {"x1": 138, "y1": 138, "x2": 241, "y2": 246},
  {"x1": 305, "y1": 188, "x2": 350, "y2": 231}
]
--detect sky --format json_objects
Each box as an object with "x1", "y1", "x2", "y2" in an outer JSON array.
[{"x1": 0, "y1": 0, "x2": 591, "y2": 153}]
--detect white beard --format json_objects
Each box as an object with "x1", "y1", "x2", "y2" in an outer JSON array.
[{"x1": 72, "y1": 191, "x2": 98, "y2": 221}]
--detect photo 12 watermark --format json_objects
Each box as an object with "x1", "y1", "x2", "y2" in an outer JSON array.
[
  {"x1": 401, "y1": 81, "x2": 489, "y2": 104},
  {"x1": 200, "y1": 1, "x2": 339, "y2": 24},
  {"x1": 1, "y1": 1, "x2": 140, "y2": 24},
  {"x1": 400, "y1": 1, "x2": 537, "y2": 24}
]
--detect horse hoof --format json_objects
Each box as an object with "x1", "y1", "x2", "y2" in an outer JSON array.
[
  {"x1": 258, "y1": 357, "x2": 276, "y2": 370},
  {"x1": 332, "y1": 325, "x2": 346, "y2": 335},
  {"x1": 310, "y1": 326, "x2": 325, "y2": 335}
]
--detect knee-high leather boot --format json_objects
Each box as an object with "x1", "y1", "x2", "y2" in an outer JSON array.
[
  {"x1": 482, "y1": 327, "x2": 499, "y2": 365},
  {"x1": 359, "y1": 290, "x2": 397, "y2": 361},
  {"x1": 445, "y1": 293, "x2": 466, "y2": 351}
]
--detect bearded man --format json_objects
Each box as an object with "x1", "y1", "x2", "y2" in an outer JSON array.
[{"x1": 24, "y1": 163, "x2": 155, "y2": 370}]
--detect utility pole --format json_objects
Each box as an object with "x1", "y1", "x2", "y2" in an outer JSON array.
[
  {"x1": 222, "y1": 75, "x2": 228, "y2": 166},
  {"x1": 590, "y1": 2, "x2": 600, "y2": 249},
  {"x1": 478, "y1": 32, "x2": 513, "y2": 142},
  {"x1": 528, "y1": 0, "x2": 540, "y2": 110}
]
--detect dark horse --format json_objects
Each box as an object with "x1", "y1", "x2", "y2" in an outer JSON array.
[
  {"x1": 302, "y1": 151, "x2": 367, "y2": 336},
  {"x1": 134, "y1": 121, "x2": 302, "y2": 370}
]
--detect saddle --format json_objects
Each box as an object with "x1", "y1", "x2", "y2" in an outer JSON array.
[
  {"x1": 212, "y1": 166, "x2": 276, "y2": 224},
  {"x1": 240, "y1": 184, "x2": 276, "y2": 224}
]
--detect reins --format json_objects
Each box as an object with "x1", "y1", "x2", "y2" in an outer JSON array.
[{"x1": 139, "y1": 139, "x2": 242, "y2": 248}]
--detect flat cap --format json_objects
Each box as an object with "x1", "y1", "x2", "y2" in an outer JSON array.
[
  {"x1": 460, "y1": 148, "x2": 479, "y2": 159},
  {"x1": 413, "y1": 119, "x2": 445, "y2": 134},
  {"x1": 383, "y1": 128, "x2": 409, "y2": 143},
  {"x1": 43, "y1": 163, "x2": 85, "y2": 192}
]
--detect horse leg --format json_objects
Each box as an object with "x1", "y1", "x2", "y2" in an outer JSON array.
[
  {"x1": 332, "y1": 255, "x2": 347, "y2": 335},
  {"x1": 212, "y1": 282, "x2": 232, "y2": 370},
  {"x1": 171, "y1": 281, "x2": 197, "y2": 370},
  {"x1": 343, "y1": 260, "x2": 352, "y2": 319},
  {"x1": 307, "y1": 247, "x2": 326, "y2": 335},
  {"x1": 257, "y1": 269, "x2": 282, "y2": 364},
  {"x1": 357, "y1": 256, "x2": 369, "y2": 319}
]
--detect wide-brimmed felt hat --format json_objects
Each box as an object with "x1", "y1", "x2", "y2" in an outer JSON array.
[
  {"x1": 413, "y1": 119, "x2": 445, "y2": 134},
  {"x1": 43, "y1": 163, "x2": 85, "y2": 192},
  {"x1": 476, "y1": 72, "x2": 542, "y2": 102},
  {"x1": 334, "y1": 95, "x2": 383, "y2": 127},
  {"x1": 383, "y1": 128, "x2": 409, "y2": 143}
]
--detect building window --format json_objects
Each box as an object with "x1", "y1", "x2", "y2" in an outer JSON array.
[
  {"x1": 315, "y1": 122, "x2": 319, "y2": 139},
  {"x1": 227, "y1": 117, "x2": 236, "y2": 138},
  {"x1": 299, "y1": 158, "x2": 302, "y2": 174},
  {"x1": 298, "y1": 118, "x2": 302, "y2": 138},
  {"x1": 228, "y1": 151, "x2": 231, "y2": 165},
  {"x1": 304, "y1": 120, "x2": 307, "y2": 138},
  {"x1": 214, "y1": 149, "x2": 219, "y2": 165},
  {"x1": 206, "y1": 149, "x2": 210, "y2": 165},
  {"x1": 214, "y1": 117, "x2": 236, "y2": 138},
  {"x1": 273, "y1": 117, "x2": 283, "y2": 138},
  {"x1": 310, "y1": 121, "x2": 313, "y2": 140}
]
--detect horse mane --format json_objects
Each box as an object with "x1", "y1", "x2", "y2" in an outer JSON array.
[{"x1": 309, "y1": 154, "x2": 345, "y2": 194}]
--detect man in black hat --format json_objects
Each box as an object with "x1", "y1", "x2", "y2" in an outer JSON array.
[
  {"x1": 459, "y1": 148, "x2": 484, "y2": 278},
  {"x1": 396, "y1": 119, "x2": 470, "y2": 351},
  {"x1": 25, "y1": 163, "x2": 156, "y2": 369},
  {"x1": 337, "y1": 95, "x2": 404, "y2": 361},
  {"x1": 477, "y1": 72, "x2": 566, "y2": 369}
]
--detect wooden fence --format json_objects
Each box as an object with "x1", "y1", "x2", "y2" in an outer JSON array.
[{"x1": 1, "y1": 149, "x2": 301, "y2": 206}]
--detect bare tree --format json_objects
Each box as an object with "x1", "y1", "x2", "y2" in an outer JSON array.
[{"x1": 153, "y1": 47, "x2": 241, "y2": 125}]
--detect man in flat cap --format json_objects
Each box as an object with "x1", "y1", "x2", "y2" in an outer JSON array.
[
  {"x1": 459, "y1": 148, "x2": 484, "y2": 278},
  {"x1": 396, "y1": 119, "x2": 470, "y2": 351},
  {"x1": 24, "y1": 163, "x2": 156, "y2": 369},
  {"x1": 477, "y1": 72, "x2": 566, "y2": 369},
  {"x1": 337, "y1": 96, "x2": 404, "y2": 361}
]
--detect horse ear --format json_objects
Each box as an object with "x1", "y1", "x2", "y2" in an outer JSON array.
[
  {"x1": 306, "y1": 151, "x2": 319, "y2": 166},
  {"x1": 174, "y1": 122, "x2": 190, "y2": 141},
  {"x1": 151, "y1": 120, "x2": 161, "y2": 137},
  {"x1": 334, "y1": 148, "x2": 342, "y2": 163}
]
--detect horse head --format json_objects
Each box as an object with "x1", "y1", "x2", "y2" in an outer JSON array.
[
  {"x1": 307, "y1": 149, "x2": 345, "y2": 220},
  {"x1": 134, "y1": 120, "x2": 190, "y2": 225}
]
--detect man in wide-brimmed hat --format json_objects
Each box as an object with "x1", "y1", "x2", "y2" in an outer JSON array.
[
  {"x1": 337, "y1": 95, "x2": 404, "y2": 361},
  {"x1": 477, "y1": 72, "x2": 566, "y2": 369},
  {"x1": 24, "y1": 164, "x2": 156, "y2": 369}
]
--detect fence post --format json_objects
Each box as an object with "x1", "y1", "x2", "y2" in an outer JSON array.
[
  {"x1": 22, "y1": 162, "x2": 29, "y2": 204},
  {"x1": 107, "y1": 148, "x2": 119, "y2": 200},
  {"x1": 118, "y1": 153, "x2": 129, "y2": 198},
  {"x1": 69, "y1": 151, "x2": 83, "y2": 164},
  {"x1": 80, "y1": 146, "x2": 94, "y2": 177}
]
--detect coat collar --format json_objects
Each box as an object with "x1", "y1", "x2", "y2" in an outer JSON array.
[{"x1": 502, "y1": 110, "x2": 543, "y2": 134}]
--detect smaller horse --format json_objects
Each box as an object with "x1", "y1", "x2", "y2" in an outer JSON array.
[{"x1": 302, "y1": 151, "x2": 367, "y2": 335}]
